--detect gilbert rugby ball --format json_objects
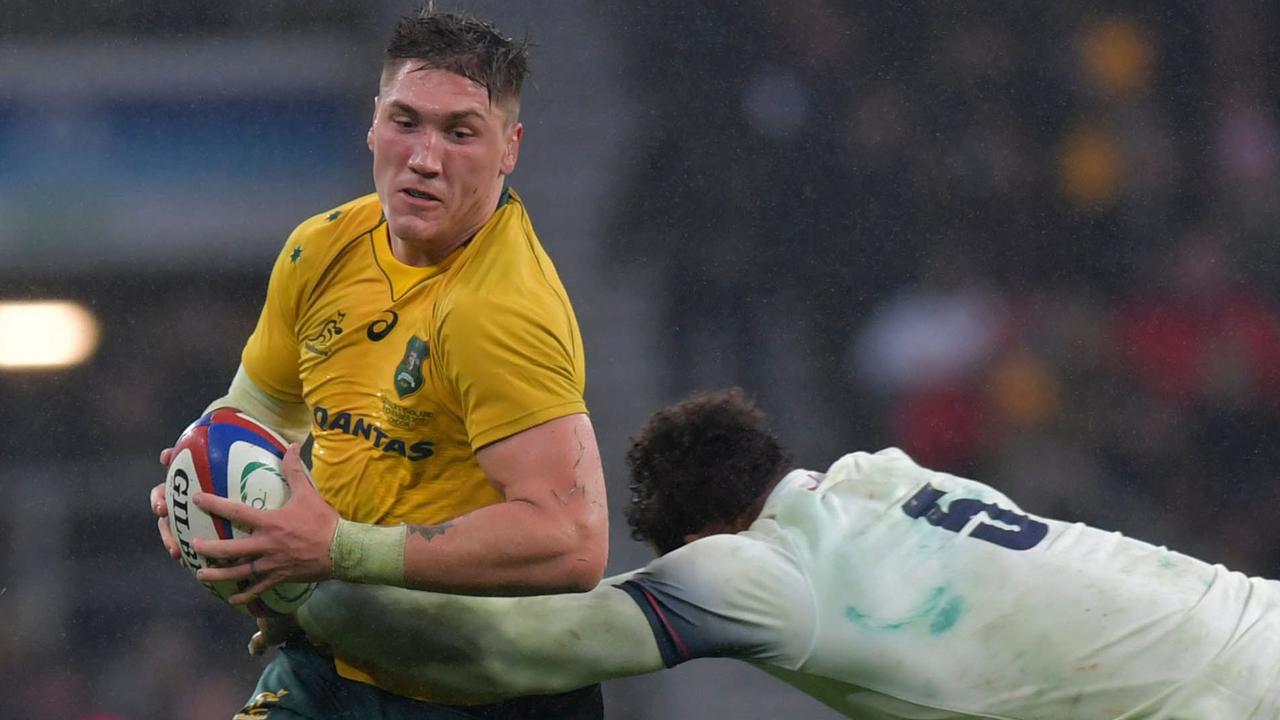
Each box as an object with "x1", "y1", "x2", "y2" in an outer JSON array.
[{"x1": 165, "y1": 408, "x2": 315, "y2": 616}]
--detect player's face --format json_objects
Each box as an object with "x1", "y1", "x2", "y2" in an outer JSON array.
[{"x1": 369, "y1": 63, "x2": 522, "y2": 261}]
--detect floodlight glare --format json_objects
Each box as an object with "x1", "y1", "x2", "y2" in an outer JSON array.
[{"x1": 0, "y1": 300, "x2": 101, "y2": 370}]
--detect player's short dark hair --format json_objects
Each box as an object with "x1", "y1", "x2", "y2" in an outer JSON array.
[
  {"x1": 626, "y1": 389, "x2": 793, "y2": 555},
  {"x1": 383, "y1": 3, "x2": 529, "y2": 111}
]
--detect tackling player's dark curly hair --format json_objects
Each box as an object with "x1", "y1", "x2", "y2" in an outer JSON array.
[{"x1": 625, "y1": 388, "x2": 793, "y2": 555}]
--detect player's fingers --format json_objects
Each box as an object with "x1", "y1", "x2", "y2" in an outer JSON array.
[
  {"x1": 191, "y1": 534, "x2": 260, "y2": 560},
  {"x1": 228, "y1": 574, "x2": 279, "y2": 606},
  {"x1": 158, "y1": 447, "x2": 175, "y2": 465},
  {"x1": 281, "y1": 444, "x2": 314, "y2": 493},
  {"x1": 260, "y1": 615, "x2": 299, "y2": 644},
  {"x1": 150, "y1": 483, "x2": 168, "y2": 517},
  {"x1": 157, "y1": 516, "x2": 180, "y2": 559},
  {"x1": 193, "y1": 491, "x2": 260, "y2": 526},
  {"x1": 195, "y1": 558, "x2": 257, "y2": 583},
  {"x1": 248, "y1": 630, "x2": 268, "y2": 656}
]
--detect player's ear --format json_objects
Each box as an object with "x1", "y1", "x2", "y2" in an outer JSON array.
[
  {"x1": 367, "y1": 96, "x2": 380, "y2": 152},
  {"x1": 500, "y1": 121, "x2": 523, "y2": 176}
]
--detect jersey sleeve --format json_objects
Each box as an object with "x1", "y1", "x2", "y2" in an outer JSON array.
[
  {"x1": 203, "y1": 364, "x2": 312, "y2": 443},
  {"x1": 298, "y1": 578, "x2": 664, "y2": 702},
  {"x1": 240, "y1": 227, "x2": 308, "y2": 402},
  {"x1": 615, "y1": 533, "x2": 816, "y2": 671},
  {"x1": 437, "y1": 290, "x2": 586, "y2": 449}
]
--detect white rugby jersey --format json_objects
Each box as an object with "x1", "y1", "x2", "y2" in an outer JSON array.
[{"x1": 617, "y1": 448, "x2": 1280, "y2": 719}]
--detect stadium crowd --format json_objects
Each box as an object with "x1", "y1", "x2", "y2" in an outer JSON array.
[
  {"x1": 4, "y1": 2, "x2": 1280, "y2": 718},
  {"x1": 612, "y1": 0, "x2": 1280, "y2": 574}
]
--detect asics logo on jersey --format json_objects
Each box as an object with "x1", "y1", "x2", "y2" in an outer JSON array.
[
  {"x1": 367, "y1": 310, "x2": 399, "y2": 341},
  {"x1": 902, "y1": 483, "x2": 1048, "y2": 551},
  {"x1": 303, "y1": 311, "x2": 346, "y2": 356},
  {"x1": 394, "y1": 336, "x2": 429, "y2": 398},
  {"x1": 312, "y1": 405, "x2": 435, "y2": 461}
]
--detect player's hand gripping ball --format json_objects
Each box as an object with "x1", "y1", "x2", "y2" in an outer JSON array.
[{"x1": 164, "y1": 409, "x2": 316, "y2": 616}]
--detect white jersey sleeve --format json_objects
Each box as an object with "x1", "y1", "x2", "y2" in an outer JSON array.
[
  {"x1": 203, "y1": 363, "x2": 311, "y2": 443},
  {"x1": 616, "y1": 532, "x2": 815, "y2": 670}
]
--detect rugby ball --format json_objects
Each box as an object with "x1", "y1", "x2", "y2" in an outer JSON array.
[{"x1": 164, "y1": 408, "x2": 316, "y2": 616}]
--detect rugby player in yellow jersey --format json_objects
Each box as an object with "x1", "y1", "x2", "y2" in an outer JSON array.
[{"x1": 148, "y1": 7, "x2": 608, "y2": 719}]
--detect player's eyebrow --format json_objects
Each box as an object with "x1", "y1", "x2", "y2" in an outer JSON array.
[
  {"x1": 442, "y1": 109, "x2": 485, "y2": 125},
  {"x1": 386, "y1": 100, "x2": 422, "y2": 119},
  {"x1": 385, "y1": 101, "x2": 486, "y2": 126}
]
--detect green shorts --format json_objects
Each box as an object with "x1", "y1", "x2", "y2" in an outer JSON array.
[{"x1": 233, "y1": 641, "x2": 603, "y2": 720}]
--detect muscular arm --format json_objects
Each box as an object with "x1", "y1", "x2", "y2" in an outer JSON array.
[
  {"x1": 212, "y1": 370, "x2": 606, "y2": 592},
  {"x1": 396, "y1": 412, "x2": 609, "y2": 593},
  {"x1": 393, "y1": 282, "x2": 607, "y2": 592},
  {"x1": 297, "y1": 578, "x2": 662, "y2": 703},
  {"x1": 332, "y1": 413, "x2": 609, "y2": 593},
  {"x1": 195, "y1": 412, "x2": 609, "y2": 598},
  {"x1": 395, "y1": 281, "x2": 609, "y2": 593}
]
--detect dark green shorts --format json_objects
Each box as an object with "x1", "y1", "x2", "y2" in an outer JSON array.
[{"x1": 233, "y1": 641, "x2": 603, "y2": 720}]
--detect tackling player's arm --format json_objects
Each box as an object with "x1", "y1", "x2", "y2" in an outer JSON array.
[
  {"x1": 296, "y1": 578, "x2": 662, "y2": 703},
  {"x1": 291, "y1": 534, "x2": 813, "y2": 703}
]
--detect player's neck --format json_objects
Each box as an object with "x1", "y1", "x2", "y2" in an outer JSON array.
[
  {"x1": 390, "y1": 231, "x2": 473, "y2": 267},
  {"x1": 682, "y1": 479, "x2": 784, "y2": 545}
]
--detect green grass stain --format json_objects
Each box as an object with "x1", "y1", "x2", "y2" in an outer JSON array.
[
  {"x1": 929, "y1": 596, "x2": 963, "y2": 635},
  {"x1": 845, "y1": 586, "x2": 949, "y2": 632}
]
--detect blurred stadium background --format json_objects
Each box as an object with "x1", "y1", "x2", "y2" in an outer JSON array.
[{"x1": 4, "y1": 1, "x2": 1280, "y2": 717}]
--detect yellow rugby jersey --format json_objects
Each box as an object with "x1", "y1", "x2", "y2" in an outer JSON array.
[{"x1": 241, "y1": 187, "x2": 586, "y2": 528}]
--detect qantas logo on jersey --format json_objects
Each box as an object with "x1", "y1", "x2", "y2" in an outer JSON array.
[
  {"x1": 303, "y1": 311, "x2": 346, "y2": 356},
  {"x1": 394, "y1": 335, "x2": 429, "y2": 398},
  {"x1": 312, "y1": 405, "x2": 435, "y2": 461}
]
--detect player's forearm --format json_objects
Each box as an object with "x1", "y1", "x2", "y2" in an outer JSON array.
[
  {"x1": 331, "y1": 497, "x2": 607, "y2": 594},
  {"x1": 297, "y1": 579, "x2": 662, "y2": 702},
  {"x1": 405, "y1": 497, "x2": 606, "y2": 592},
  {"x1": 330, "y1": 413, "x2": 609, "y2": 593}
]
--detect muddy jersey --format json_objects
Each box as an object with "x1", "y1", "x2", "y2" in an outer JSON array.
[{"x1": 619, "y1": 448, "x2": 1280, "y2": 719}]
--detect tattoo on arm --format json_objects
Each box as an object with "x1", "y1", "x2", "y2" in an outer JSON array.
[{"x1": 408, "y1": 521, "x2": 454, "y2": 542}]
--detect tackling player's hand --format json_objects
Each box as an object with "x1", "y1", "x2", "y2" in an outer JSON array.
[
  {"x1": 191, "y1": 443, "x2": 339, "y2": 605},
  {"x1": 247, "y1": 614, "x2": 304, "y2": 656},
  {"x1": 151, "y1": 447, "x2": 180, "y2": 561}
]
